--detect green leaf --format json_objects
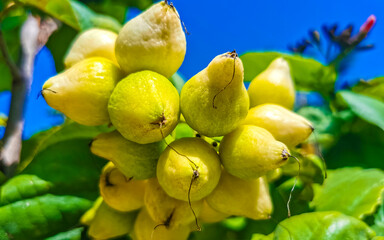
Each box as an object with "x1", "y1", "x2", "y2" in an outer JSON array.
[
  {"x1": 0, "y1": 61, "x2": 12, "y2": 92},
  {"x1": 221, "y1": 217, "x2": 247, "y2": 231},
  {"x1": 339, "y1": 91, "x2": 384, "y2": 131},
  {"x1": 353, "y1": 77, "x2": 384, "y2": 102},
  {"x1": 18, "y1": 0, "x2": 80, "y2": 30},
  {"x1": 22, "y1": 139, "x2": 106, "y2": 200},
  {"x1": 0, "y1": 194, "x2": 91, "y2": 240},
  {"x1": 240, "y1": 52, "x2": 337, "y2": 92},
  {"x1": 169, "y1": 72, "x2": 186, "y2": 93},
  {"x1": 282, "y1": 154, "x2": 326, "y2": 184},
  {"x1": 20, "y1": 121, "x2": 111, "y2": 170},
  {"x1": 273, "y1": 211, "x2": 375, "y2": 240},
  {"x1": 312, "y1": 168, "x2": 384, "y2": 219},
  {"x1": 0, "y1": 175, "x2": 52, "y2": 206},
  {"x1": 251, "y1": 233, "x2": 273, "y2": 240},
  {"x1": 372, "y1": 197, "x2": 384, "y2": 236},
  {"x1": 45, "y1": 227, "x2": 83, "y2": 240},
  {"x1": 70, "y1": 1, "x2": 122, "y2": 32}
]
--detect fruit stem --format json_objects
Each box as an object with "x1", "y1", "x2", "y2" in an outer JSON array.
[
  {"x1": 188, "y1": 170, "x2": 201, "y2": 231},
  {"x1": 286, "y1": 154, "x2": 300, "y2": 218}
]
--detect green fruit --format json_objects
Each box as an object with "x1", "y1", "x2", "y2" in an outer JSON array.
[
  {"x1": 88, "y1": 200, "x2": 137, "y2": 239},
  {"x1": 64, "y1": 28, "x2": 118, "y2": 68},
  {"x1": 220, "y1": 125, "x2": 290, "y2": 179},
  {"x1": 144, "y1": 178, "x2": 203, "y2": 228},
  {"x1": 243, "y1": 103, "x2": 313, "y2": 147},
  {"x1": 180, "y1": 51, "x2": 249, "y2": 137},
  {"x1": 157, "y1": 138, "x2": 221, "y2": 201},
  {"x1": 248, "y1": 57, "x2": 295, "y2": 109},
  {"x1": 206, "y1": 170, "x2": 272, "y2": 220},
  {"x1": 108, "y1": 70, "x2": 180, "y2": 144},
  {"x1": 198, "y1": 200, "x2": 229, "y2": 224},
  {"x1": 132, "y1": 208, "x2": 191, "y2": 240},
  {"x1": 99, "y1": 162, "x2": 146, "y2": 212},
  {"x1": 115, "y1": 1, "x2": 186, "y2": 78},
  {"x1": 91, "y1": 130, "x2": 166, "y2": 180},
  {"x1": 42, "y1": 57, "x2": 124, "y2": 126}
]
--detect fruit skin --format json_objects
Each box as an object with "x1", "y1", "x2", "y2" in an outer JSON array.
[
  {"x1": 42, "y1": 57, "x2": 124, "y2": 126},
  {"x1": 99, "y1": 162, "x2": 146, "y2": 212},
  {"x1": 144, "y1": 178, "x2": 203, "y2": 228},
  {"x1": 220, "y1": 125, "x2": 290, "y2": 179},
  {"x1": 243, "y1": 103, "x2": 313, "y2": 147},
  {"x1": 198, "y1": 200, "x2": 229, "y2": 224},
  {"x1": 206, "y1": 170, "x2": 272, "y2": 220},
  {"x1": 157, "y1": 137, "x2": 221, "y2": 202},
  {"x1": 115, "y1": 1, "x2": 186, "y2": 78},
  {"x1": 248, "y1": 57, "x2": 295, "y2": 109},
  {"x1": 91, "y1": 130, "x2": 166, "y2": 180},
  {"x1": 64, "y1": 28, "x2": 118, "y2": 68},
  {"x1": 132, "y1": 208, "x2": 191, "y2": 240},
  {"x1": 88, "y1": 199, "x2": 138, "y2": 240},
  {"x1": 180, "y1": 51, "x2": 249, "y2": 137},
  {"x1": 108, "y1": 70, "x2": 180, "y2": 144}
]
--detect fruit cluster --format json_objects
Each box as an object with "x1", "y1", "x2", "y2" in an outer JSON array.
[{"x1": 41, "y1": 1, "x2": 314, "y2": 239}]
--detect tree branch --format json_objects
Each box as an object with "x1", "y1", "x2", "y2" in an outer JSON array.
[{"x1": 0, "y1": 15, "x2": 58, "y2": 177}]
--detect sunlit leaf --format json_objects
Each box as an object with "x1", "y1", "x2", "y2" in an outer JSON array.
[{"x1": 353, "y1": 77, "x2": 384, "y2": 102}]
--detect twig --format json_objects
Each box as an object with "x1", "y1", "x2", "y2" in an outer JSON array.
[{"x1": 0, "y1": 15, "x2": 58, "y2": 177}]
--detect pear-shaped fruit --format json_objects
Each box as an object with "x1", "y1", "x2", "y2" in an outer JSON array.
[
  {"x1": 99, "y1": 162, "x2": 146, "y2": 212},
  {"x1": 248, "y1": 57, "x2": 295, "y2": 109},
  {"x1": 243, "y1": 103, "x2": 313, "y2": 147},
  {"x1": 198, "y1": 200, "x2": 229, "y2": 224},
  {"x1": 115, "y1": 1, "x2": 186, "y2": 78},
  {"x1": 108, "y1": 70, "x2": 179, "y2": 144},
  {"x1": 64, "y1": 28, "x2": 118, "y2": 68},
  {"x1": 132, "y1": 208, "x2": 191, "y2": 240},
  {"x1": 144, "y1": 178, "x2": 203, "y2": 228},
  {"x1": 206, "y1": 170, "x2": 272, "y2": 220},
  {"x1": 220, "y1": 125, "x2": 290, "y2": 179},
  {"x1": 180, "y1": 51, "x2": 249, "y2": 137},
  {"x1": 157, "y1": 137, "x2": 221, "y2": 201},
  {"x1": 42, "y1": 57, "x2": 124, "y2": 126},
  {"x1": 91, "y1": 131, "x2": 166, "y2": 180},
  {"x1": 88, "y1": 199, "x2": 138, "y2": 239},
  {"x1": 81, "y1": 197, "x2": 103, "y2": 226}
]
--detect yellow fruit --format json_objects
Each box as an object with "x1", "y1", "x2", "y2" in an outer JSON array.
[
  {"x1": 220, "y1": 125, "x2": 290, "y2": 179},
  {"x1": 99, "y1": 162, "x2": 146, "y2": 212},
  {"x1": 144, "y1": 178, "x2": 203, "y2": 228},
  {"x1": 243, "y1": 103, "x2": 313, "y2": 147},
  {"x1": 248, "y1": 57, "x2": 295, "y2": 109},
  {"x1": 157, "y1": 138, "x2": 221, "y2": 201},
  {"x1": 81, "y1": 196, "x2": 103, "y2": 226},
  {"x1": 180, "y1": 51, "x2": 249, "y2": 137},
  {"x1": 64, "y1": 28, "x2": 118, "y2": 68},
  {"x1": 108, "y1": 70, "x2": 179, "y2": 144},
  {"x1": 206, "y1": 170, "x2": 272, "y2": 220},
  {"x1": 198, "y1": 200, "x2": 229, "y2": 224},
  {"x1": 88, "y1": 200, "x2": 137, "y2": 239},
  {"x1": 132, "y1": 208, "x2": 191, "y2": 240},
  {"x1": 42, "y1": 57, "x2": 124, "y2": 126},
  {"x1": 91, "y1": 131, "x2": 166, "y2": 180},
  {"x1": 115, "y1": 1, "x2": 186, "y2": 78}
]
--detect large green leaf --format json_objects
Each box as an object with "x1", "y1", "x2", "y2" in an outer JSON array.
[
  {"x1": 45, "y1": 227, "x2": 83, "y2": 240},
  {"x1": 0, "y1": 194, "x2": 91, "y2": 240},
  {"x1": 273, "y1": 211, "x2": 375, "y2": 240},
  {"x1": 353, "y1": 77, "x2": 384, "y2": 102},
  {"x1": 18, "y1": 0, "x2": 80, "y2": 29},
  {"x1": 22, "y1": 139, "x2": 106, "y2": 200},
  {"x1": 240, "y1": 52, "x2": 337, "y2": 92},
  {"x1": 0, "y1": 175, "x2": 52, "y2": 206},
  {"x1": 372, "y1": 197, "x2": 384, "y2": 236},
  {"x1": 339, "y1": 91, "x2": 384, "y2": 131},
  {"x1": 20, "y1": 121, "x2": 111, "y2": 170},
  {"x1": 312, "y1": 168, "x2": 384, "y2": 219}
]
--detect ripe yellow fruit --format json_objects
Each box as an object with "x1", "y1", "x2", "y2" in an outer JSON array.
[
  {"x1": 108, "y1": 70, "x2": 180, "y2": 144},
  {"x1": 206, "y1": 170, "x2": 272, "y2": 220},
  {"x1": 248, "y1": 57, "x2": 295, "y2": 109},
  {"x1": 198, "y1": 200, "x2": 229, "y2": 224},
  {"x1": 42, "y1": 57, "x2": 124, "y2": 126},
  {"x1": 157, "y1": 138, "x2": 221, "y2": 201},
  {"x1": 243, "y1": 103, "x2": 314, "y2": 147},
  {"x1": 115, "y1": 1, "x2": 186, "y2": 78},
  {"x1": 180, "y1": 51, "x2": 249, "y2": 137},
  {"x1": 64, "y1": 28, "x2": 118, "y2": 68},
  {"x1": 99, "y1": 162, "x2": 146, "y2": 212},
  {"x1": 220, "y1": 125, "x2": 290, "y2": 179}
]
